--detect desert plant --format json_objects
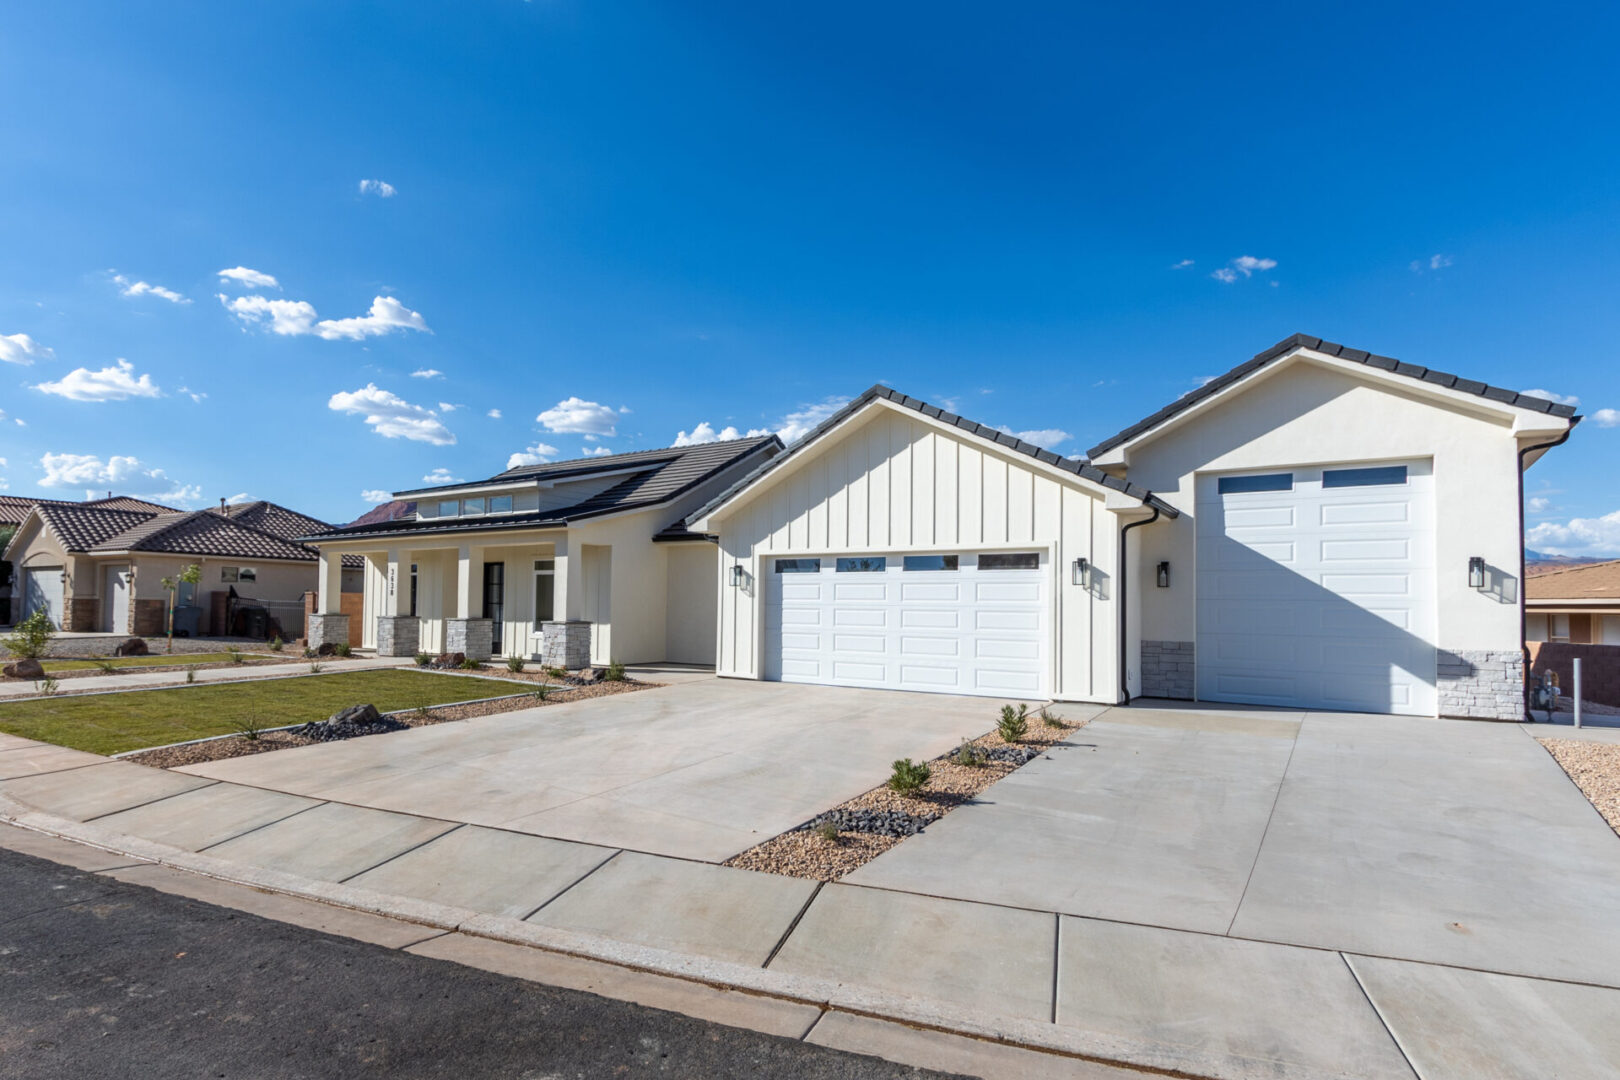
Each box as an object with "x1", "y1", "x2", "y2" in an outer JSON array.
[
  {"x1": 414, "y1": 652, "x2": 432, "y2": 667},
  {"x1": 226, "y1": 648, "x2": 245, "y2": 665},
  {"x1": 231, "y1": 713, "x2": 267, "y2": 741},
  {"x1": 35, "y1": 674, "x2": 60, "y2": 696},
  {"x1": 605, "y1": 659, "x2": 626, "y2": 682},
  {"x1": 333, "y1": 642, "x2": 353, "y2": 658},
  {"x1": 309, "y1": 661, "x2": 324, "y2": 674},
  {"x1": 94, "y1": 659, "x2": 118, "y2": 674},
  {"x1": 268, "y1": 636, "x2": 284, "y2": 652},
  {"x1": 888, "y1": 757, "x2": 931, "y2": 794},
  {"x1": 302, "y1": 646, "x2": 317, "y2": 659},
  {"x1": 815, "y1": 820, "x2": 840, "y2": 843},
  {"x1": 1039, "y1": 706, "x2": 1063, "y2": 729},
  {"x1": 2, "y1": 609, "x2": 54, "y2": 659},
  {"x1": 952, "y1": 739, "x2": 987, "y2": 768},
  {"x1": 997, "y1": 703, "x2": 1029, "y2": 743},
  {"x1": 506, "y1": 655, "x2": 527, "y2": 673},
  {"x1": 158, "y1": 563, "x2": 202, "y2": 654},
  {"x1": 459, "y1": 657, "x2": 482, "y2": 670},
  {"x1": 532, "y1": 681, "x2": 553, "y2": 702},
  {"x1": 544, "y1": 665, "x2": 567, "y2": 679},
  {"x1": 185, "y1": 668, "x2": 198, "y2": 684}
]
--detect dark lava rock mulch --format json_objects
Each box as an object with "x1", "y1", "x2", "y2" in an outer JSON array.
[
  {"x1": 289, "y1": 703, "x2": 409, "y2": 743},
  {"x1": 799, "y1": 807, "x2": 940, "y2": 838}
]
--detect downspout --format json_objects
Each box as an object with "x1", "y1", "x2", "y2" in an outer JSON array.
[
  {"x1": 1518, "y1": 426, "x2": 1575, "y2": 721},
  {"x1": 1118, "y1": 503, "x2": 1162, "y2": 706}
]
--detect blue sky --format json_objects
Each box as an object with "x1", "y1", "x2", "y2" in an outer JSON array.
[{"x1": 2, "y1": 3, "x2": 1617, "y2": 552}]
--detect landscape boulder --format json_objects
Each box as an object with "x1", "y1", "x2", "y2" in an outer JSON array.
[
  {"x1": 315, "y1": 642, "x2": 340, "y2": 657},
  {"x1": 578, "y1": 666, "x2": 602, "y2": 683},
  {"x1": 3, "y1": 658, "x2": 46, "y2": 680},
  {"x1": 431, "y1": 652, "x2": 465, "y2": 670},
  {"x1": 113, "y1": 637, "x2": 149, "y2": 657},
  {"x1": 326, "y1": 703, "x2": 383, "y2": 727}
]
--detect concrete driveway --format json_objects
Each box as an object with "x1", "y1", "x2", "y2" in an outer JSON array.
[{"x1": 177, "y1": 678, "x2": 1015, "y2": 862}]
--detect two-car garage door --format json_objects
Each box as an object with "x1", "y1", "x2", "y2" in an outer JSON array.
[
  {"x1": 1196, "y1": 461, "x2": 1437, "y2": 716},
  {"x1": 763, "y1": 552, "x2": 1047, "y2": 698}
]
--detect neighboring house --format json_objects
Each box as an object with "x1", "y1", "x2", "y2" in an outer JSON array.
[
  {"x1": 1527, "y1": 560, "x2": 1620, "y2": 644},
  {"x1": 0, "y1": 495, "x2": 179, "y2": 625},
  {"x1": 687, "y1": 334, "x2": 1577, "y2": 720},
  {"x1": 2, "y1": 498, "x2": 362, "y2": 637},
  {"x1": 302, "y1": 437, "x2": 782, "y2": 667}
]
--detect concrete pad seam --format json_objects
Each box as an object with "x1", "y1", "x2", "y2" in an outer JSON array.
[
  {"x1": 1050, "y1": 912, "x2": 1060, "y2": 1024},
  {"x1": 1340, "y1": 954, "x2": 1424, "y2": 1080},
  {"x1": 80, "y1": 778, "x2": 221, "y2": 822},
  {"x1": 1223, "y1": 715, "x2": 1302, "y2": 936},
  {"x1": 193, "y1": 800, "x2": 329, "y2": 853},
  {"x1": 337, "y1": 822, "x2": 468, "y2": 884},
  {"x1": 397, "y1": 928, "x2": 456, "y2": 951},
  {"x1": 523, "y1": 848, "x2": 623, "y2": 918},
  {"x1": 797, "y1": 1008, "x2": 829, "y2": 1042},
  {"x1": 762, "y1": 880, "x2": 825, "y2": 970},
  {"x1": 0, "y1": 758, "x2": 111, "y2": 780}
]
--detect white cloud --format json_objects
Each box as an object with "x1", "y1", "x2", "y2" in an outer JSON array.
[
  {"x1": 507, "y1": 442, "x2": 560, "y2": 469},
  {"x1": 537, "y1": 397, "x2": 622, "y2": 436},
  {"x1": 997, "y1": 425, "x2": 1072, "y2": 448},
  {"x1": 34, "y1": 359, "x2": 161, "y2": 402},
  {"x1": 1412, "y1": 253, "x2": 1455, "y2": 272},
  {"x1": 361, "y1": 489, "x2": 392, "y2": 504},
  {"x1": 487, "y1": 408, "x2": 502, "y2": 419},
  {"x1": 0, "y1": 456, "x2": 7, "y2": 491},
  {"x1": 218, "y1": 294, "x2": 318, "y2": 335},
  {"x1": 1212, "y1": 255, "x2": 1277, "y2": 283},
  {"x1": 359, "y1": 179, "x2": 397, "y2": 198},
  {"x1": 311, "y1": 296, "x2": 430, "y2": 341},
  {"x1": 0, "y1": 332, "x2": 54, "y2": 366},
  {"x1": 411, "y1": 368, "x2": 443, "y2": 379},
  {"x1": 437, "y1": 402, "x2": 460, "y2": 412},
  {"x1": 328, "y1": 384, "x2": 455, "y2": 445},
  {"x1": 672, "y1": 421, "x2": 772, "y2": 446},
  {"x1": 220, "y1": 293, "x2": 429, "y2": 341},
  {"x1": 1591, "y1": 408, "x2": 1619, "y2": 428},
  {"x1": 581, "y1": 446, "x2": 613, "y2": 457},
  {"x1": 423, "y1": 467, "x2": 463, "y2": 484},
  {"x1": 217, "y1": 266, "x2": 280, "y2": 290},
  {"x1": 112, "y1": 273, "x2": 188, "y2": 303},
  {"x1": 1527, "y1": 509, "x2": 1620, "y2": 557},
  {"x1": 1171, "y1": 259, "x2": 1194, "y2": 269},
  {"x1": 1528, "y1": 496, "x2": 1550, "y2": 513},
  {"x1": 179, "y1": 386, "x2": 207, "y2": 403},
  {"x1": 225, "y1": 492, "x2": 253, "y2": 504},
  {"x1": 1522, "y1": 388, "x2": 1579, "y2": 407},
  {"x1": 776, "y1": 397, "x2": 850, "y2": 444},
  {"x1": 39, "y1": 452, "x2": 165, "y2": 489},
  {"x1": 147, "y1": 483, "x2": 204, "y2": 508}
]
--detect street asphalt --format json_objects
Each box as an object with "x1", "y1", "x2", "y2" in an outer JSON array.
[{"x1": 0, "y1": 847, "x2": 959, "y2": 1080}]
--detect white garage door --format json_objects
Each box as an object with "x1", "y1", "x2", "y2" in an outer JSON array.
[
  {"x1": 1195, "y1": 462, "x2": 1437, "y2": 716},
  {"x1": 764, "y1": 552, "x2": 1047, "y2": 697},
  {"x1": 22, "y1": 567, "x2": 65, "y2": 629}
]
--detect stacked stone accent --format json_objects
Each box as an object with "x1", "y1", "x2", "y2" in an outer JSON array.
[
  {"x1": 445, "y1": 617, "x2": 494, "y2": 661},
  {"x1": 541, "y1": 620, "x2": 593, "y2": 670},
  {"x1": 1140, "y1": 640, "x2": 1195, "y2": 700},
  {"x1": 1437, "y1": 649, "x2": 1524, "y2": 721},
  {"x1": 62, "y1": 597, "x2": 100, "y2": 633},
  {"x1": 306, "y1": 613, "x2": 351, "y2": 651},
  {"x1": 375, "y1": 615, "x2": 420, "y2": 658},
  {"x1": 132, "y1": 598, "x2": 165, "y2": 636}
]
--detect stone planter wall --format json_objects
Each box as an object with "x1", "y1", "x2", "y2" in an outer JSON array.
[
  {"x1": 541, "y1": 620, "x2": 592, "y2": 670},
  {"x1": 445, "y1": 618, "x2": 494, "y2": 661}
]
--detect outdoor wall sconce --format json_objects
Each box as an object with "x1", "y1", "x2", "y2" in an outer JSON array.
[
  {"x1": 1072, "y1": 557, "x2": 1089, "y2": 587},
  {"x1": 1468, "y1": 556, "x2": 1486, "y2": 590},
  {"x1": 730, "y1": 564, "x2": 745, "y2": 588},
  {"x1": 1156, "y1": 561, "x2": 1171, "y2": 588}
]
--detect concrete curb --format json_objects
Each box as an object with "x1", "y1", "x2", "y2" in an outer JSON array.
[{"x1": 0, "y1": 786, "x2": 1245, "y2": 1080}]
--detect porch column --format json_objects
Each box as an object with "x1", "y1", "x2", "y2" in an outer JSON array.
[
  {"x1": 542, "y1": 532, "x2": 592, "y2": 670},
  {"x1": 446, "y1": 542, "x2": 492, "y2": 660},
  {"x1": 374, "y1": 546, "x2": 419, "y2": 657},
  {"x1": 307, "y1": 547, "x2": 350, "y2": 649}
]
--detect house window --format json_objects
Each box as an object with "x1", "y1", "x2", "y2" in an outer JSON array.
[
  {"x1": 1550, "y1": 614, "x2": 1572, "y2": 643},
  {"x1": 533, "y1": 559, "x2": 555, "y2": 628},
  {"x1": 489, "y1": 494, "x2": 514, "y2": 513},
  {"x1": 836, "y1": 557, "x2": 887, "y2": 572},
  {"x1": 238, "y1": 567, "x2": 256, "y2": 583},
  {"x1": 979, "y1": 552, "x2": 1039, "y2": 571},
  {"x1": 409, "y1": 564, "x2": 418, "y2": 617},
  {"x1": 1323, "y1": 465, "x2": 1408, "y2": 488},
  {"x1": 775, "y1": 558, "x2": 822, "y2": 573},
  {"x1": 219, "y1": 566, "x2": 256, "y2": 583},
  {"x1": 437, "y1": 500, "x2": 459, "y2": 517},
  {"x1": 220, "y1": 567, "x2": 239, "y2": 583},
  {"x1": 1217, "y1": 473, "x2": 1294, "y2": 494},
  {"x1": 903, "y1": 555, "x2": 958, "y2": 571},
  {"x1": 462, "y1": 497, "x2": 485, "y2": 515}
]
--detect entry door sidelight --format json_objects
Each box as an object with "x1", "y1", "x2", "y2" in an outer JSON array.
[{"x1": 483, "y1": 562, "x2": 505, "y2": 653}]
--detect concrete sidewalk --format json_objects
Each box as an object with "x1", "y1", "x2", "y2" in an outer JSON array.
[
  {"x1": 0, "y1": 654, "x2": 417, "y2": 699},
  {"x1": 4, "y1": 723, "x2": 1619, "y2": 1079}
]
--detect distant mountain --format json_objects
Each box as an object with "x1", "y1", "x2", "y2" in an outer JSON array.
[{"x1": 1526, "y1": 549, "x2": 1610, "y2": 576}]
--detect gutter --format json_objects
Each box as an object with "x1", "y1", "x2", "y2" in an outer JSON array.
[
  {"x1": 1519, "y1": 425, "x2": 1577, "y2": 721},
  {"x1": 1117, "y1": 503, "x2": 1164, "y2": 706}
]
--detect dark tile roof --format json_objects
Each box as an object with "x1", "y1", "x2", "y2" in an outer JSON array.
[
  {"x1": 348, "y1": 500, "x2": 418, "y2": 528},
  {"x1": 652, "y1": 525, "x2": 718, "y2": 543},
  {"x1": 0, "y1": 494, "x2": 175, "y2": 527},
  {"x1": 33, "y1": 505, "x2": 158, "y2": 551},
  {"x1": 23, "y1": 499, "x2": 356, "y2": 566},
  {"x1": 221, "y1": 501, "x2": 332, "y2": 542},
  {"x1": 686, "y1": 386, "x2": 1179, "y2": 528},
  {"x1": 307, "y1": 437, "x2": 783, "y2": 543},
  {"x1": 1087, "y1": 333, "x2": 1582, "y2": 459}
]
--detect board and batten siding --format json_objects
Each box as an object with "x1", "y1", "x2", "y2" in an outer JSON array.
[{"x1": 712, "y1": 405, "x2": 1121, "y2": 702}]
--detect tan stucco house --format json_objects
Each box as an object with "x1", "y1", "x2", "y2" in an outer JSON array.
[
  {"x1": 1527, "y1": 560, "x2": 1620, "y2": 645},
  {"x1": 687, "y1": 335, "x2": 1577, "y2": 720}
]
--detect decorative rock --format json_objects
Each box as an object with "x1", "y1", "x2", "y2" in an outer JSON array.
[
  {"x1": 326, "y1": 703, "x2": 383, "y2": 726},
  {"x1": 315, "y1": 642, "x2": 340, "y2": 657},
  {"x1": 113, "y1": 637, "x2": 149, "y2": 657},
  {"x1": 430, "y1": 652, "x2": 466, "y2": 670},
  {"x1": 578, "y1": 666, "x2": 602, "y2": 683},
  {"x1": 289, "y1": 703, "x2": 407, "y2": 743},
  {"x1": 798, "y1": 807, "x2": 939, "y2": 838},
  {"x1": 4, "y1": 657, "x2": 45, "y2": 680}
]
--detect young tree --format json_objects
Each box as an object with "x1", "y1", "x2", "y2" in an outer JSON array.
[{"x1": 159, "y1": 564, "x2": 202, "y2": 654}]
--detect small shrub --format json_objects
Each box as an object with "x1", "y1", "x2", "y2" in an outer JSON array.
[
  {"x1": 94, "y1": 659, "x2": 119, "y2": 674},
  {"x1": 333, "y1": 642, "x2": 352, "y2": 658},
  {"x1": 35, "y1": 674, "x2": 60, "y2": 696},
  {"x1": 302, "y1": 646, "x2": 316, "y2": 659},
  {"x1": 3, "y1": 610, "x2": 54, "y2": 660},
  {"x1": 268, "y1": 636, "x2": 284, "y2": 652},
  {"x1": 605, "y1": 660, "x2": 626, "y2": 682},
  {"x1": 506, "y1": 655, "x2": 527, "y2": 673},
  {"x1": 815, "y1": 820, "x2": 840, "y2": 843},
  {"x1": 414, "y1": 652, "x2": 432, "y2": 667},
  {"x1": 232, "y1": 713, "x2": 267, "y2": 741},
  {"x1": 952, "y1": 739, "x2": 987, "y2": 768},
  {"x1": 414, "y1": 701, "x2": 435, "y2": 722},
  {"x1": 997, "y1": 703, "x2": 1029, "y2": 743},
  {"x1": 544, "y1": 666, "x2": 567, "y2": 679},
  {"x1": 1039, "y1": 706, "x2": 1063, "y2": 729},
  {"x1": 226, "y1": 648, "x2": 245, "y2": 666},
  {"x1": 533, "y1": 682, "x2": 553, "y2": 703},
  {"x1": 309, "y1": 661, "x2": 324, "y2": 674},
  {"x1": 185, "y1": 668, "x2": 198, "y2": 685},
  {"x1": 888, "y1": 757, "x2": 931, "y2": 794},
  {"x1": 458, "y1": 658, "x2": 482, "y2": 670}
]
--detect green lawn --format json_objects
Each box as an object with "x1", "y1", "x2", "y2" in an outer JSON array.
[
  {"x1": 42, "y1": 653, "x2": 273, "y2": 673},
  {"x1": 0, "y1": 669, "x2": 528, "y2": 756}
]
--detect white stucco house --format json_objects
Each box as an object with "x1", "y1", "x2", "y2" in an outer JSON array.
[{"x1": 684, "y1": 335, "x2": 1578, "y2": 720}]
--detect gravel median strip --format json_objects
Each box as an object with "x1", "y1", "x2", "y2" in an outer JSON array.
[{"x1": 1540, "y1": 737, "x2": 1620, "y2": 836}]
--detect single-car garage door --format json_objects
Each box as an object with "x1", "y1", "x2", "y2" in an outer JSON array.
[
  {"x1": 21, "y1": 567, "x2": 65, "y2": 629},
  {"x1": 764, "y1": 552, "x2": 1047, "y2": 697},
  {"x1": 1195, "y1": 462, "x2": 1436, "y2": 716}
]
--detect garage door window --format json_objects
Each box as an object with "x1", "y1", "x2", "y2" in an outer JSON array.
[
  {"x1": 903, "y1": 555, "x2": 958, "y2": 571},
  {"x1": 775, "y1": 559, "x2": 821, "y2": 573},
  {"x1": 836, "y1": 557, "x2": 886, "y2": 572},
  {"x1": 1217, "y1": 473, "x2": 1293, "y2": 494},
  {"x1": 1323, "y1": 465, "x2": 1408, "y2": 488},
  {"x1": 979, "y1": 552, "x2": 1039, "y2": 570}
]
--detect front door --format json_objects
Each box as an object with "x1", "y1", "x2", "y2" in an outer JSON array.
[
  {"x1": 104, "y1": 565, "x2": 131, "y2": 634},
  {"x1": 482, "y1": 562, "x2": 505, "y2": 654}
]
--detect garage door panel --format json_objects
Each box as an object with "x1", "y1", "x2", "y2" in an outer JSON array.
[
  {"x1": 1320, "y1": 501, "x2": 1409, "y2": 526},
  {"x1": 975, "y1": 609, "x2": 1040, "y2": 631},
  {"x1": 1321, "y1": 538, "x2": 1409, "y2": 561},
  {"x1": 1318, "y1": 573, "x2": 1414, "y2": 596},
  {"x1": 900, "y1": 582, "x2": 960, "y2": 602},
  {"x1": 901, "y1": 636, "x2": 960, "y2": 657},
  {"x1": 900, "y1": 665, "x2": 962, "y2": 688},
  {"x1": 975, "y1": 638, "x2": 1040, "y2": 660},
  {"x1": 1224, "y1": 506, "x2": 1295, "y2": 528},
  {"x1": 833, "y1": 660, "x2": 888, "y2": 682},
  {"x1": 974, "y1": 581, "x2": 1041, "y2": 602},
  {"x1": 901, "y1": 609, "x2": 960, "y2": 629},
  {"x1": 975, "y1": 670, "x2": 1043, "y2": 693},
  {"x1": 779, "y1": 658, "x2": 824, "y2": 678},
  {"x1": 834, "y1": 583, "x2": 888, "y2": 602},
  {"x1": 833, "y1": 608, "x2": 888, "y2": 627},
  {"x1": 780, "y1": 631, "x2": 821, "y2": 650}
]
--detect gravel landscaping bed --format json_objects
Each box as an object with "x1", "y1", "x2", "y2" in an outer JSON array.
[
  {"x1": 727, "y1": 712, "x2": 1084, "y2": 882},
  {"x1": 37, "y1": 636, "x2": 270, "y2": 660},
  {"x1": 34, "y1": 655, "x2": 286, "y2": 681},
  {"x1": 122, "y1": 677, "x2": 658, "y2": 768},
  {"x1": 1540, "y1": 738, "x2": 1620, "y2": 837}
]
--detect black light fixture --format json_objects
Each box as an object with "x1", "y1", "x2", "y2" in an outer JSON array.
[
  {"x1": 1468, "y1": 556, "x2": 1486, "y2": 590},
  {"x1": 1072, "y1": 557, "x2": 1089, "y2": 587},
  {"x1": 1156, "y1": 561, "x2": 1171, "y2": 588},
  {"x1": 730, "y1": 564, "x2": 745, "y2": 588}
]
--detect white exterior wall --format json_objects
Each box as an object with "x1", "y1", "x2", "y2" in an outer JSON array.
[
  {"x1": 665, "y1": 543, "x2": 719, "y2": 665},
  {"x1": 707, "y1": 404, "x2": 1119, "y2": 702},
  {"x1": 1118, "y1": 360, "x2": 1528, "y2": 669}
]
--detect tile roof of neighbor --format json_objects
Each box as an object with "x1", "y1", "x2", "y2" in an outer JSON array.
[
  {"x1": 220, "y1": 500, "x2": 333, "y2": 543},
  {"x1": 1087, "y1": 333, "x2": 1582, "y2": 459},
  {"x1": 1526, "y1": 559, "x2": 1620, "y2": 602},
  {"x1": 0, "y1": 494, "x2": 176, "y2": 527},
  {"x1": 347, "y1": 500, "x2": 419, "y2": 528},
  {"x1": 22, "y1": 499, "x2": 360, "y2": 566},
  {"x1": 685, "y1": 385, "x2": 1180, "y2": 527},
  {"x1": 307, "y1": 437, "x2": 783, "y2": 542}
]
